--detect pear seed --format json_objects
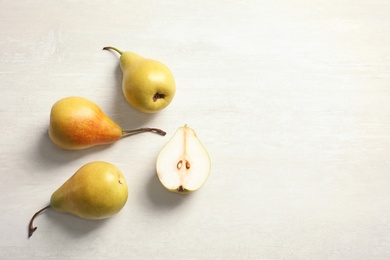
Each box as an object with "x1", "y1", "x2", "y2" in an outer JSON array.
[{"x1": 177, "y1": 160, "x2": 183, "y2": 169}]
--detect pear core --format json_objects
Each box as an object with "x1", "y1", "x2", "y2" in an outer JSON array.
[{"x1": 156, "y1": 125, "x2": 211, "y2": 193}]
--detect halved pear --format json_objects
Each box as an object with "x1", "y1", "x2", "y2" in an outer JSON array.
[{"x1": 156, "y1": 125, "x2": 210, "y2": 193}]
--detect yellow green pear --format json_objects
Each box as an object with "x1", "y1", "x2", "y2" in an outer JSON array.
[
  {"x1": 49, "y1": 96, "x2": 166, "y2": 150},
  {"x1": 156, "y1": 125, "x2": 211, "y2": 194},
  {"x1": 28, "y1": 161, "x2": 128, "y2": 238},
  {"x1": 103, "y1": 46, "x2": 176, "y2": 113}
]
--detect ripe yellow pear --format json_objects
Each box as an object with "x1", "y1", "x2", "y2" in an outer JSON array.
[
  {"x1": 28, "y1": 161, "x2": 128, "y2": 238},
  {"x1": 48, "y1": 96, "x2": 166, "y2": 150},
  {"x1": 156, "y1": 125, "x2": 211, "y2": 194},
  {"x1": 103, "y1": 46, "x2": 176, "y2": 113}
]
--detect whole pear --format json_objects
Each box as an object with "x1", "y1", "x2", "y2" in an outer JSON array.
[
  {"x1": 156, "y1": 125, "x2": 211, "y2": 194},
  {"x1": 48, "y1": 96, "x2": 166, "y2": 150},
  {"x1": 28, "y1": 161, "x2": 128, "y2": 238},
  {"x1": 103, "y1": 46, "x2": 176, "y2": 113}
]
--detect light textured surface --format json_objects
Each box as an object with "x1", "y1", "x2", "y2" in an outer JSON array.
[{"x1": 1, "y1": 0, "x2": 390, "y2": 259}]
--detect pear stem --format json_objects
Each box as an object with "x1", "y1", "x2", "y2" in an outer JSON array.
[
  {"x1": 28, "y1": 205, "x2": 51, "y2": 238},
  {"x1": 103, "y1": 46, "x2": 123, "y2": 55},
  {"x1": 121, "y1": 128, "x2": 166, "y2": 138}
]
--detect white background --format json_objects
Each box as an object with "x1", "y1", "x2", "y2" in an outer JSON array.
[{"x1": 1, "y1": 0, "x2": 390, "y2": 259}]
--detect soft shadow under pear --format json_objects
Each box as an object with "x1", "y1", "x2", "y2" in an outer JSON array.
[
  {"x1": 146, "y1": 171, "x2": 190, "y2": 210},
  {"x1": 34, "y1": 129, "x2": 114, "y2": 171},
  {"x1": 44, "y1": 209, "x2": 110, "y2": 239}
]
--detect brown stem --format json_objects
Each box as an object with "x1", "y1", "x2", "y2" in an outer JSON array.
[
  {"x1": 121, "y1": 128, "x2": 166, "y2": 138},
  {"x1": 28, "y1": 205, "x2": 51, "y2": 238},
  {"x1": 102, "y1": 46, "x2": 123, "y2": 55}
]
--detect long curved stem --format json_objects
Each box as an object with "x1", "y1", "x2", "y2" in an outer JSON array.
[
  {"x1": 28, "y1": 205, "x2": 51, "y2": 238},
  {"x1": 121, "y1": 128, "x2": 166, "y2": 138},
  {"x1": 102, "y1": 46, "x2": 123, "y2": 55}
]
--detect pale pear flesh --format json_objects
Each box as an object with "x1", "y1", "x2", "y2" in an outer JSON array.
[{"x1": 156, "y1": 125, "x2": 210, "y2": 193}]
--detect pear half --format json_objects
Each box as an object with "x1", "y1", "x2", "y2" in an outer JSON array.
[{"x1": 156, "y1": 125, "x2": 210, "y2": 193}]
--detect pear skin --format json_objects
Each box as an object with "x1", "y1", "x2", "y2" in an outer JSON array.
[
  {"x1": 28, "y1": 161, "x2": 128, "y2": 238},
  {"x1": 49, "y1": 96, "x2": 122, "y2": 150},
  {"x1": 48, "y1": 96, "x2": 166, "y2": 150},
  {"x1": 156, "y1": 125, "x2": 211, "y2": 194},
  {"x1": 103, "y1": 46, "x2": 176, "y2": 113},
  {"x1": 50, "y1": 161, "x2": 128, "y2": 219}
]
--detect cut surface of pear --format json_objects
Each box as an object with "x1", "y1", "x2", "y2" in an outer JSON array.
[
  {"x1": 156, "y1": 125, "x2": 210, "y2": 193},
  {"x1": 48, "y1": 96, "x2": 166, "y2": 150},
  {"x1": 28, "y1": 161, "x2": 128, "y2": 238}
]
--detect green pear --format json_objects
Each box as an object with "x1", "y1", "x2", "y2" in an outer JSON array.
[
  {"x1": 28, "y1": 161, "x2": 128, "y2": 238},
  {"x1": 49, "y1": 96, "x2": 166, "y2": 150},
  {"x1": 156, "y1": 125, "x2": 211, "y2": 194},
  {"x1": 103, "y1": 46, "x2": 176, "y2": 113}
]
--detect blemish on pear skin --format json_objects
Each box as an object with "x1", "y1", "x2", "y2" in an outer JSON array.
[{"x1": 117, "y1": 171, "x2": 123, "y2": 185}]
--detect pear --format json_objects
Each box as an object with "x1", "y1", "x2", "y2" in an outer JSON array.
[
  {"x1": 103, "y1": 46, "x2": 176, "y2": 113},
  {"x1": 28, "y1": 161, "x2": 128, "y2": 238},
  {"x1": 156, "y1": 125, "x2": 211, "y2": 193},
  {"x1": 48, "y1": 96, "x2": 166, "y2": 150}
]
